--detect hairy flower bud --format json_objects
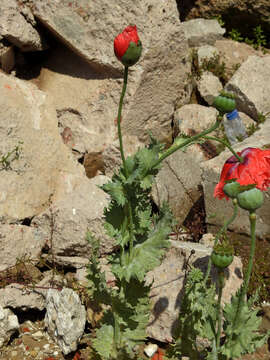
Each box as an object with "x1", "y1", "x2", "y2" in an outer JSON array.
[
  {"x1": 211, "y1": 241, "x2": 234, "y2": 269},
  {"x1": 114, "y1": 25, "x2": 142, "y2": 67},
  {"x1": 213, "y1": 92, "x2": 236, "y2": 114},
  {"x1": 237, "y1": 188, "x2": 264, "y2": 212}
]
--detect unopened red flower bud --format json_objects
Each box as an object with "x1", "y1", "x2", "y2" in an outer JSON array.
[{"x1": 114, "y1": 25, "x2": 142, "y2": 67}]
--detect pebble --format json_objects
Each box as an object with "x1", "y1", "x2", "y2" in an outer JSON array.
[
  {"x1": 144, "y1": 343, "x2": 158, "y2": 357},
  {"x1": 32, "y1": 330, "x2": 43, "y2": 340}
]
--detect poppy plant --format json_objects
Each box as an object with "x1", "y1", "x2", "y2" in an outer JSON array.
[
  {"x1": 114, "y1": 25, "x2": 142, "y2": 67},
  {"x1": 214, "y1": 147, "x2": 270, "y2": 200}
]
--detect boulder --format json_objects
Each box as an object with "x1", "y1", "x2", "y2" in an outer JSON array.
[
  {"x1": 0, "y1": 306, "x2": 19, "y2": 348},
  {"x1": 197, "y1": 71, "x2": 223, "y2": 105},
  {"x1": 197, "y1": 44, "x2": 219, "y2": 67},
  {"x1": 146, "y1": 240, "x2": 243, "y2": 342},
  {"x1": 0, "y1": 225, "x2": 45, "y2": 272},
  {"x1": 0, "y1": 0, "x2": 45, "y2": 52},
  {"x1": 214, "y1": 39, "x2": 264, "y2": 80},
  {"x1": 32, "y1": 175, "x2": 113, "y2": 264},
  {"x1": 0, "y1": 72, "x2": 84, "y2": 223},
  {"x1": 181, "y1": 19, "x2": 225, "y2": 47},
  {"x1": 31, "y1": 0, "x2": 192, "y2": 145},
  {"x1": 0, "y1": 271, "x2": 63, "y2": 311},
  {"x1": 179, "y1": 0, "x2": 270, "y2": 33},
  {"x1": 152, "y1": 104, "x2": 220, "y2": 222},
  {"x1": 45, "y1": 287, "x2": 86, "y2": 355},
  {"x1": 201, "y1": 118, "x2": 270, "y2": 239},
  {"x1": 225, "y1": 55, "x2": 270, "y2": 121}
]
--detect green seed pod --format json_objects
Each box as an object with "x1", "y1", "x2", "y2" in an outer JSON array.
[
  {"x1": 213, "y1": 93, "x2": 236, "y2": 114},
  {"x1": 237, "y1": 188, "x2": 264, "y2": 212},
  {"x1": 211, "y1": 240, "x2": 234, "y2": 269},
  {"x1": 223, "y1": 181, "x2": 241, "y2": 199}
]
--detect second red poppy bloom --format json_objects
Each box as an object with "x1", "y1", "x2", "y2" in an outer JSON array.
[{"x1": 214, "y1": 147, "x2": 270, "y2": 200}]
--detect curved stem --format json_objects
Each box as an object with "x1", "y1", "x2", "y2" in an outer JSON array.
[
  {"x1": 117, "y1": 66, "x2": 129, "y2": 178},
  {"x1": 202, "y1": 135, "x2": 244, "y2": 163},
  {"x1": 203, "y1": 199, "x2": 238, "y2": 285},
  {"x1": 216, "y1": 269, "x2": 225, "y2": 352},
  {"x1": 152, "y1": 116, "x2": 223, "y2": 170}
]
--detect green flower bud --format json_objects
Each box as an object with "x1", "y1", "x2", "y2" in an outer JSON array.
[
  {"x1": 223, "y1": 180, "x2": 242, "y2": 199},
  {"x1": 213, "y1": 93, "x2": 236, "y2": 114},
  {"x1": 120, "y1": 40, "x2": 142, "y2": 67},
  {"x1": 236, "y1": 188, "x2": 264, "y2": 212},
  {"x1": 211, "y1": 241, "x2": 234, "y2": 269}
]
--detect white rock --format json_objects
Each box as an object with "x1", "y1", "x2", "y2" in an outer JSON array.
[
  {"x1": 197, "y1": 71, "x2": 223, "y2": 105},
  {"x1": 45, "y1": 287, "x2": 86, "y2": 355},
  {"x1": 0, "y1": 305, "x2": 19, "y2": 348},
  {"x1": 225, "y1": 55, "x2": 270, "y2": 121},
  {"x1": 181, "y1": 18, "x2": 225, "y2": 47},
  {"x1": 197, "y1": 45, "x2": 219, "y2": 66},
  {"x1": 144, "y1": 343, "x2": 158, "y2": 357}
]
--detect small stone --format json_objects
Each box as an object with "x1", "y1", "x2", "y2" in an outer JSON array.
[
  {"x1": 144, "y1": 343, "x2": 158, "y2": 357},
  {"x1": 43, "y1": 343, "x2": 50, "y2": 350},
  {"x1": 32, "y1": 330, "x2": 43, "y2": 340},
  {"x1": 11, "y1": 351, "x2": 17, "y2": 357}
]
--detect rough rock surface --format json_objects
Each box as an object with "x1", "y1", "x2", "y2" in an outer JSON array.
[
  {"x1": 45, "y1": 287, "x2": 86, "y2": 355},
  {"x1": 0, "y1": 72, "x2": 84, "y2": 223},
  {"x1": 225, "y1": 55, "x2": 270, "y2": 121},
  {"x1": 214, "y1": 39, "x2": 265, "y2": 80},
  {"x1": 201, "y1": 119, "x2": 270, "y2": 239},
  {"x1": 32, "y1": 0, "x2": 192, "y2": 144},
  {"x1": 0, "y1": 305, "x2": 19, "y2": 347},
  {"x1": 32, "y1": 175, "x2": 112, "y2": 263},
  {"x1": 0, "y1": 0, "x2": 45, "y2": 51},
  {"x1": 197, "y1": 44, "x2": 219, "y2": 66},
  {"x1": 152, "y1": 104, "x2": 219, "y2": 222},
  {"x1": 146, "y1": 240, "x2": 243, "y2": 342},
  {"x1": 0, "y1": 225, "x2": 45, "y2": 272},
  {"x1": 181, "y1": 19, "x2": 225, "y2": 47},
  {"x1": 180, "y1": 0, "x2": 270, "y2": 31},
  {"x1": 197, "y1": 71, "x2": 223, "y2": 105},
  {"x1": 0, "y1": 271, "x2": 63, "y2": 311}
]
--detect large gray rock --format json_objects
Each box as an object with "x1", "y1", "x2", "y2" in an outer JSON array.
[
  {"x1": 225, "y1": 55, "x2": 270, "y2": 121},
  {"x1": 197, "y1": 71, "x2": 223, "y2": 105},
  {"x1": 0, "y1": 225, "x2": 45, "y2": 271},
  {"x1": 146, "y1": 240, "x2": 243, "y2": 342},
  {"x1": 152, "y1": 105, "x2": 219, "y2": 222},
  {"x1": 45, "y1": 287, "x2": 86, "y2": 355},
  {"x1": 32, "y1": 0, "x2": 192, "y2": 145},
  {"x1": 32, "y1": 175, "x2": 113, "y2": 264},
  {"x1": 181, "y1": 0, "x2": 270, "y2": 33},
  {"x1": 0, "y1": 72, "x2": 84, "y2": 223},
  {"x1": 214, "y1": 39, "x2": 264, "y2": 81},
  {"x1": 0, "y1": 0, "x2": 45, "y2": 51},
  {"x1": 0, "y1": 306, "x2": 19, "y2": 348},
  {"x1": 181, "y1": 19, "x2": 225, "y2": 47},
  {"x1": 197, "y1": 44, "x2": 219, "y2": 67},
  {"x1": 201, "y1": 119, "x2": 270, "y2": 239}
]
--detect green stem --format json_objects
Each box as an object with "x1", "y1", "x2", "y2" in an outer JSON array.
[
  {"x1": 117, "y1": 66, "x2": 129, "y2": 178},
  {"x1": 203, "y1": 199, "x2": 238, "y2": 285},
  {"x1": 112, "y1": 301, "x2": 121, "y2": 359},
  {"x1": 216, "y1": 269, "x2": 225, "y2": 352},
  {"x1": 202, "y1": 135, "x2": 244, "y2": 163},
  {"x1": 116, "y1": 66, "x2": 136, "y2": 259},
  {"x1": 231, "y1": 212, "x2": 257, "y2": 333},
  {"x1": 152, "y1": 116, "x2": 223, "y2": 170}
]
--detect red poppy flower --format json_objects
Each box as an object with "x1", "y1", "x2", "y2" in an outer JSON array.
[
  {"x1": 214, "y1": 147, "x2": 270, "y2": 200},
  {"x1": 114, "y1": 25, "x2": 142, "y2": 66}
]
